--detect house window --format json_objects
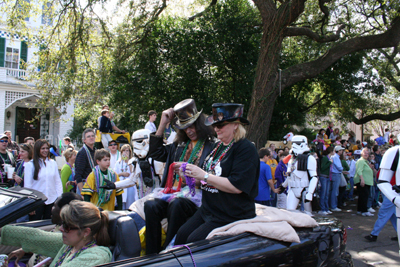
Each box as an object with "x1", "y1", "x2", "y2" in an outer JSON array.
[{"x1": 5, "y1": 48, "x2": 19, "y2": 69}]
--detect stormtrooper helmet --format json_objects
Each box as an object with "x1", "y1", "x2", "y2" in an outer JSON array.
[
  {"x1": 290, "y1": 135, "x2": 310, "y2": 156},
  {"x1": 132, "y1": 129, "x2": 151, "y2": 159}
]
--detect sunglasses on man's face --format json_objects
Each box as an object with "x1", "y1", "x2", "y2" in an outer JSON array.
[
  {"x1": 109, "y1": 143, "x2": 117, "y2": 146},
  {"x1": 61, "y1": 221, "x2": 80, "y2": 233},
  {"x1": 0, "y1": 140, "x2": 7, "y2": 143}
]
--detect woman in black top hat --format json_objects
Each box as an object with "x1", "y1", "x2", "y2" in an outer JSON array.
[
  {"x1": 174, "y1": 103, "x2": 259, "y2": 245},
  {"x1": 144, "y1": 99, "x2": 215, "y2": 254}
]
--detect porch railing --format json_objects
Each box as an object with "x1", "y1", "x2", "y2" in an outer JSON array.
[{"x1": 6, "y1": 68, "x2": 27, "y2": 79}]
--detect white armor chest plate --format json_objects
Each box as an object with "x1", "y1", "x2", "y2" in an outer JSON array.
[{"x1": 287, "y1": 160, "x2": 310, "y2": 188}]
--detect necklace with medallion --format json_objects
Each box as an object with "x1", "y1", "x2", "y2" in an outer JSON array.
[{"x1": 203, "y1": 140, "x2": 234, "y2": 175}]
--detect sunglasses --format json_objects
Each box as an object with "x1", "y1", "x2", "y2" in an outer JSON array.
[
  {"x1": 0, "y1": 140, "x2": 7, "y2": 143},
  {"x1": 109, "y1": 143, "x2": 117, "y2": 146},
  {"x1": 213, "y1": 122, "x2": 229, "y2": 129},
  {"x1": 61, "y1": 221, "x2": 80, "y2": 233}
]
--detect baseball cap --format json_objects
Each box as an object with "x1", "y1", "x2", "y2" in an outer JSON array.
[
  {"x1": 353, "y1": 150, "x2": 361, "y2": 155},
  {"x1": 0, "y1": 134, "x2": 8, "y2": 140},
  {"x1": 334, "y1": 146, "x2": 345, "y2": 152}
]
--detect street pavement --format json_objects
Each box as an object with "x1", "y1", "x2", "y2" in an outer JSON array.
[{"x1": 326, "y1": 199, "x2": 399, "y2": 266}]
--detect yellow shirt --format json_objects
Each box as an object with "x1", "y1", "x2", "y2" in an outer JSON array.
[
  {"x1": 81, "y1": 169, "x2": 123, "y2": 211},
  {"x1": 266, "y1": 158, "x2": 278, "y2": 183}
]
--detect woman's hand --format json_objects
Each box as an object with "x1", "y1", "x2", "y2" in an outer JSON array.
[
  {"x1": 13, "y1": 173, "x2": 22, "y2": 185},
  {"x1": 360, "y1": 179, "x2": 365, "y2": 187},
  {"x1": 8, "y1": 248, "x2": 25, "y2": 266},
  {"x1": 183, "y1": 164, "x2": 207, "y2": 181}
]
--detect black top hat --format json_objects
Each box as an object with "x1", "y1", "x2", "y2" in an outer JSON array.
[
  {"x1": 173, "y1": 99, "x2": 203, "y2": 130},
  {"x1": 205, "y1": 103, "x2": 249, "y2": 126}
]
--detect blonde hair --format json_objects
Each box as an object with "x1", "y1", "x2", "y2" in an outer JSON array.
[
  {"x1": 60, "y1": 200, "x2": 110, "y2": 246},
  {"x1": 119, "y1": 144, "x2": 132, "y2": 161},
  {"x1": 63, "y1": 148, "x2": 77, "y2": 162},
  {"x1": 233, "y1": 123, "x2": 246, "y2": 141}
]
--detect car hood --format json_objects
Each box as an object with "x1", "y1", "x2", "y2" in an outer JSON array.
[{"x1": 0, "y1": 187, "x2": 47, "y2": 227}]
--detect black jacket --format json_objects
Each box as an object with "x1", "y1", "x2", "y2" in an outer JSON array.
[
  {"x1": 99, "y1": 116, "x2": 113, "y2": 133},
  {"x1": 149, "y1": 134, "x2": 215, "y2": 188},
  {"x1": 75, "y1": 145, "x2": 96, "y2": 184}
]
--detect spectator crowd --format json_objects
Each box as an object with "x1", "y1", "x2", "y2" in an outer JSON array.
[{"x1": 0, "y1": 106, "x2": 398, "y2": 266}]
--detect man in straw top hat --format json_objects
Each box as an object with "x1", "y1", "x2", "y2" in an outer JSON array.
[{"x1": 144, "y1": 99, "x2": 216, "y2": 254}]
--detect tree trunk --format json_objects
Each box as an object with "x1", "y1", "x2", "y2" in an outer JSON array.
[{"x1": 247, "y1": 27, "x2": 283, "y2": 149}]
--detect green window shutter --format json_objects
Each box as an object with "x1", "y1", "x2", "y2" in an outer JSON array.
[
  {"x1": 0, "y1": 38, "x2": 5, "y2": 67},
  {"x1": 20, "y1": 41, "x2": 28, "y2": 69}
]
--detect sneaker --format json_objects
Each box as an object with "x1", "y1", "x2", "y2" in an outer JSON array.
[
  {"x1": 331, "y1": 208, "x2": 342, "y2": 212},
  {"x1": 362, "y1": 212, "x2": 374, "y2": 217},
  {"x1": 318, "y1": 211, "x2": 328, "y2": 215},
  {"x1": 326, "y1": 210, "x2": 333, "y2": 214},
  {"x1": 377, "y1": 202, "x2": 382, "y2": 207},
  {"x1": 364, "y1": 234, "x2": 377, "y2": 242},
  {"x1": 368, "y1": 208, "x2": 375, "y2": 213}
]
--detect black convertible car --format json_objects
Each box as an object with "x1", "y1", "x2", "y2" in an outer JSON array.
[{"x1": 0, "y1": 187, "x2": 353, "y2": 266}]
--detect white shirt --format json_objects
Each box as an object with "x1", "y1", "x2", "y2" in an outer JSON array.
[
  {"x1": 24, "y1": 158, "x2": 63, "y2": 205},
  {"x1": 110, "y1": 151, "x2": 120, "y2": 170},
  {"x1": 145, "y1": 121, "x2": 157, "y2": 133},
  {"x1": 346, "y1": 159, "x2": 356, "y2": 178},
  {"x1": 384, "y1": 131, "x2": 390, "y2": 143},
  {"x1": 114, "y1": 160, "x2": 137, "y2": 205},
  {"x1": 283, "y1": 132, "x2": 293, "y2": 141}
]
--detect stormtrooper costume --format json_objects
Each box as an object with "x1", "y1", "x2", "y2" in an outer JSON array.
[
  {"x1": 377, "y1": 135, "x2": 400, "y2": 254},
  {"x1": 279, "y1": 135, "x2": 318, "y2": 213},
  {"x1": 101, "y1": 129, "x2": 164, "y2": 199}
]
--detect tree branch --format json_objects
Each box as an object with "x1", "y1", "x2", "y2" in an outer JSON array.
[
  {"x1": 284, "y1": 24, "x2": 344, "y2": 42},
  {"x1": 188, "y1": 0, "x2": 218, "y2": 21},
  {"x1": 282, "y1": 16, "x2": 400, "y2": 89},
  {"x1": 353, "y1": 110, "x2": 400, "y2": 125}
]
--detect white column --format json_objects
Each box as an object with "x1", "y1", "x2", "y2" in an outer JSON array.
[{"x1": 59, "y1": 100, "x2": 74, "y2": 138}]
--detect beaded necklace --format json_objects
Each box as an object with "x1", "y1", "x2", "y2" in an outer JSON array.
[
  {"x1": 203, "y1": 140, "x2": 234, "y2": 174},
  {"x1": 175, "y1": 139, "x2": 205, "y2": 182},
  {"x1": 0, "y1": 152, "x2": 9, "y2": 164},
  {"x1": 54, "y1": 240, "x2": 97, "y2": 267},
  {"x1": 93, "y1": 166, "x2": 116, "y2": 207},
  {"x1": 180, "y1": 162, "x2": 196, "y2": 196}
]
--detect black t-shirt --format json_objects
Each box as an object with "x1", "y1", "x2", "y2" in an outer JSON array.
[
  {"x1": 0, "y1": 153, "x2": 11, "y2": 165},
  {"x1": 200, "y1": 138, "x2": 259, "y2": 223}
]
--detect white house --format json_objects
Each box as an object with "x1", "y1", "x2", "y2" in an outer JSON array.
[{"x1": 0, "y1": 5, "x2": 74, "y2": 145}]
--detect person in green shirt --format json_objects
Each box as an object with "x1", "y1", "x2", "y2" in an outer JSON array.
[
  {"x1": 1, "y1": 200, "x2": 111, "y2": 267},
  {"x1": 354, "y1": 148, "x2": 374, "y2": 216},
  {"x1": 61, "y1": 149, "x2": 78, "y2": 193}
]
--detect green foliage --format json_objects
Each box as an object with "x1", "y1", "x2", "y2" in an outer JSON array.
[{"x1": 106, "y1": 0, "x2": 261, "y2": 130}]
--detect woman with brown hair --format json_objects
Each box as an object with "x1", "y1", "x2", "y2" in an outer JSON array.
[
  {"x1": 1, "y1": 200, "x2": 112, "y2": 266},
  {"x1": 24, "y1": 139, "x2": 63, "y2": 221},
  {"x1": 12, "y1": 144, "x2": 33, "y2": 187}
]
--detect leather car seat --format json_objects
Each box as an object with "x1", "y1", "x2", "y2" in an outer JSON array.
[{"x1": 108, "y1": 215, "x2": 141, "y2": 261}]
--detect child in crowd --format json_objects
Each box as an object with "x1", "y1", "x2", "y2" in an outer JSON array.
[
  {"x1": 82, "y1": 149, "x2": 123, "y2": 211},
  {"x1": 313, "y1": 134, "x2": 325, "y2": 158},
  {"x1": 99, "y1": 109, "x2": 114, "y2": 149}
]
